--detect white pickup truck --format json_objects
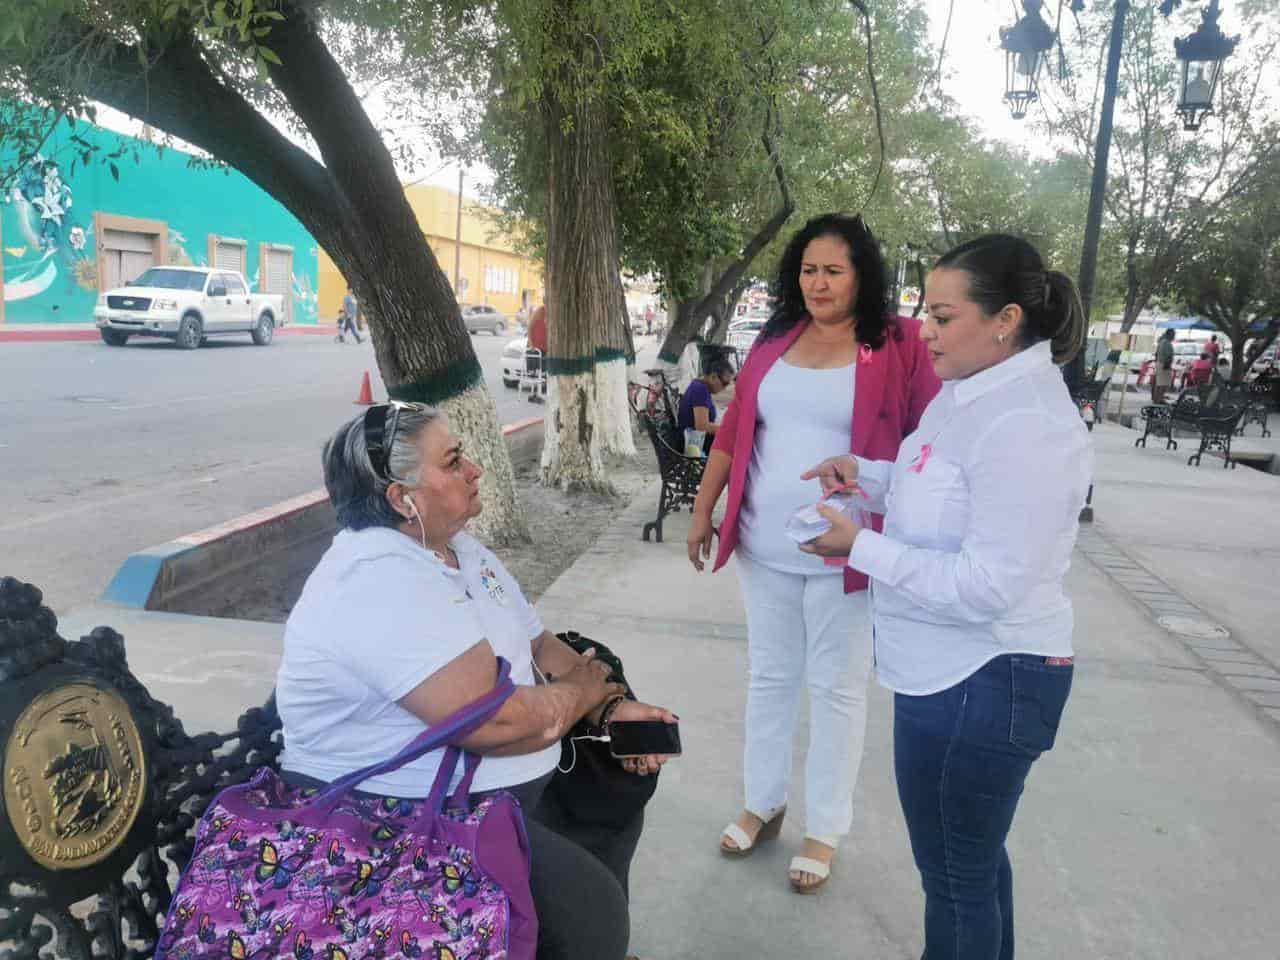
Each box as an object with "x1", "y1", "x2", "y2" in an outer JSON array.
[{"x1": 93, "y1": 265, "x2": 284, "y2": 349}]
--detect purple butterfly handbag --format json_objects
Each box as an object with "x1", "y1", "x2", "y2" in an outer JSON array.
[{"x1": 155, "y1": 659, "x2": 536, "y2": 960}]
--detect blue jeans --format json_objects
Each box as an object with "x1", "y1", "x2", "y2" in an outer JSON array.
[{"x1": 894, "y1": 654, "x2": 1073, "y2": 960}]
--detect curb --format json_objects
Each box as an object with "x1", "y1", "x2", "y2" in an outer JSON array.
[
  {"x1": 102, "y1": 417, "x2": 545, "y2": 611},
  {"x1": 1077, "y1": 524, "x2": 1280, "y2": 729}
]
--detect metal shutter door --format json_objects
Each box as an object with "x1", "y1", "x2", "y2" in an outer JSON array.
[
  {"x1": 265, "y1": 248, "x2": 292, "y2": 322},
  {"x1": 214, "y1": 240, "x2": 245, "y2": 275}
]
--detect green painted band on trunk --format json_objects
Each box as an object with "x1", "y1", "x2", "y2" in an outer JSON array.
[
  {"x1": 544, "y1": 347, "x2": 629, "y2": 376},
  {"x1": 387, "y1": 356, "x2": 483, "y2": 405},
  {"x1": 657, "y1": 348, "x2": 681, "y2": 363}
]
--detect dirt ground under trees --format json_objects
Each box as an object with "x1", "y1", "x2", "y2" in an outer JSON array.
[{"x1": 186, "y1": 439, "x2": 660, "y2": 623}]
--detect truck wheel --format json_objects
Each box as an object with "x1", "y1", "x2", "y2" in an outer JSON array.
[
  {"x1": 251, "y1": 313, "x2": 275, "y2": 346},
  {"x1": 100, "y1": 329, "x2": 129, "y2": 347},
  {"x1": 493, "y1": 322, "x2": 506, "y2": 336},
  {"x1": 177, "y1": 314, "x2": 203, "y2": 350}
]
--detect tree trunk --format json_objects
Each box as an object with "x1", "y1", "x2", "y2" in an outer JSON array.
[
  {"x1": 540, "y1": 67, "x2": 634, "y2": 489},
  {"x1": 1119, "y1": 242, "x2": 1142, "y2": 332},
  {"x1": 36, "y1": 5, "x2": 526, "y2": 541},
  {"x1": 1245, "y1": 320, "x2": 1280, "y2": 368},
  {"x1": 657, "y1": 118, "x2": 794, "y2": 364},
  {"x1": 1230, "y1": 330, "x2": 1247, "y2": 382}
]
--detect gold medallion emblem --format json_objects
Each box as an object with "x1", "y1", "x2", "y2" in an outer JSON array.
[{"x1": 4, "y1": 683, "x2": 147, "y2": 871}]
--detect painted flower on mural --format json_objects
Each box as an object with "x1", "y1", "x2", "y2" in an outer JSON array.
[
  {"x1": 68, "y1": 226, "x2": 86, "y2": 251},
  {"x1": 74, "y1": 259, "x2": 98, "y2": 291}
]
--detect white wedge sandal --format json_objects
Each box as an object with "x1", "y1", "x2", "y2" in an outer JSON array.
[{"x1": 719, "y1": 806, "x2": 786, "y2": 857}]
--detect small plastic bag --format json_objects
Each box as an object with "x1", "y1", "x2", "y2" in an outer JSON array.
[
  {"x1": 684, "y1": 428, "x2": 706, "y2": 457},
  {"x1": 785, "y1": 492, "x2": 863, "y2": 543}
]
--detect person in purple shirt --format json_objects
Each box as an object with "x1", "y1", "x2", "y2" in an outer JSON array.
[{"x1": 678, "y1": 356, "x2": 735, "y2": 452}]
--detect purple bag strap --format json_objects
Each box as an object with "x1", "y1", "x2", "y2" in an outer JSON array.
[
  {"x1": 433, "y1": 748, "x2": 483, "y2": 811},
  {"x1": 311, "y1": 658, "x2": 514, "y2": 811}
]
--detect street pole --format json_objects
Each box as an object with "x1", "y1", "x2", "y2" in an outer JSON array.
[
  {"x1": 454, "y1": 167, "x2": 465, "y2": 298},
  {"x1": 1069, "y1": 0, "x2": 1130, "y2": 400},
  {"x1": 1068, "y1": 0, "x2": 1128, "y2": 523}
]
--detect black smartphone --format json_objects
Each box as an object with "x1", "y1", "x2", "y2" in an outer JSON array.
[{"x1": 607, "y1": 720, "x2": 682, "y2": 758}]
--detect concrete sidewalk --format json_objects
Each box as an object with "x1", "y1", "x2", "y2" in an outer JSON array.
[
  {"x1": 50, "y1": 418, "x2": 1280, "y2": 958},
  {"x1": 539, "y1": 476, "x2": 1280, "y2": 959}
]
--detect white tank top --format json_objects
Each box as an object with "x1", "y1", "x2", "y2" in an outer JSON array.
[{"x1": 738, "y1": 359, "x2": 856, "y2": 574}]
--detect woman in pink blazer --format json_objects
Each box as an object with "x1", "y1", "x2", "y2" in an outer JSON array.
[{"x1": 687, "y1": 213, "x2": 939, "y2": 892}]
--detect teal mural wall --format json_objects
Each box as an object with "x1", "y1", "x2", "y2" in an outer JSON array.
[{"x1": 2, "y1": 116, "x2": 319, "y2": 324}]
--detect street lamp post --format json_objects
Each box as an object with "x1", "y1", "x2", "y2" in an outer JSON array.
[
  {"x1": 999, "y1": 0, "x2": 1058, "y2": 120},
  {"x1": 999, "y1": 0, "x2": 1237, "y2": 521},
  {"x1": 1171, "y1": 0, "x2": 1240, "y2": 131}
]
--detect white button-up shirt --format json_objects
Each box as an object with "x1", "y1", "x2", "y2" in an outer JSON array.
[{"x1": 848, "y1": 341, "x2": 1093, "y2": 695}]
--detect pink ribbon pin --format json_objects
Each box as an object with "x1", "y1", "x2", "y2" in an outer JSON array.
[
  {"x1": 908, "y1": 443, "x2": 933, "y2": 474},
  {"x1": 858, "y1": 343, "x2": 873, "y2": 363}
]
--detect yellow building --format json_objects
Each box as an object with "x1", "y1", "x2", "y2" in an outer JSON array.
[{"x1": 317, "y1": 183, "x2": 543, "y2": 321}]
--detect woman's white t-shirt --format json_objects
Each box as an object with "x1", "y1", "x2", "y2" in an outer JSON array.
[
  {"x1": 275, "y1": 526, "x2": 559, "y2": 797},
  {"x1": 737, "y1": 359, "x2": 855, "y2": 574}
]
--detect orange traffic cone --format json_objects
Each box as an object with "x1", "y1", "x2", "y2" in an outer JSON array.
[{"x1": 355, "y1": 371, "x2": 374, "y2": 405}]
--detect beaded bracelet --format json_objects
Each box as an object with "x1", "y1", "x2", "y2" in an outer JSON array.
[{"x1": 597, "y1": 694, "x2": 627, "y2": 731}]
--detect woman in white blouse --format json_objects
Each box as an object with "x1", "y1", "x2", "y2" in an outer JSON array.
[{"x1": 801, "y1": 234, "x2": 1091, "y2": 959}]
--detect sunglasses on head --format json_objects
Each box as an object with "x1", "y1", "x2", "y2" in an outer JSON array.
[{"x1": 363, "y1": 401, "x2": 427, "y2": 481}]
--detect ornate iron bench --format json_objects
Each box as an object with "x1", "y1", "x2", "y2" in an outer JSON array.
[
  {"x1": 0, "y1": 575, "x2": 282, "y2": 960},
  {"x1": 1224, "y1": 381, "x2": 1273, "y2": 438},
  {"x1": 1135, "y1": 392, "x2": 1202, "y2": 449},
  {"x1": 638, "y1": 411, "x2": 706, "y2": 543},
  {"x1": 1187, "y1": 401, "x2": 1247, "y2": 468}
]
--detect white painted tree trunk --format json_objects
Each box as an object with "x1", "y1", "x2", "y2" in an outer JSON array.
[
  {"x1": 438, "y1": 384, "x2": 530, "y2": 544},
  {"x1": 593, "y1": 356, "x2": 636, "y2": 456},
  {"x1": 541, "y1": 372, "x2": 610, "y2": 491}
]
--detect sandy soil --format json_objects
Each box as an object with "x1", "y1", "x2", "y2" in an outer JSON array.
[{"x1": 184, "y1": 440, "x2": 659, "y2": 623}]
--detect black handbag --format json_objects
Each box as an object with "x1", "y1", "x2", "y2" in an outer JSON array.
[{"x1": 545, "y1": 631, "x2": 659, "y2": 829}]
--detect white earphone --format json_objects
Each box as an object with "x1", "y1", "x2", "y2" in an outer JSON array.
[{"x1": 402, "y1": 495, "x2": 429, "y2": 553}]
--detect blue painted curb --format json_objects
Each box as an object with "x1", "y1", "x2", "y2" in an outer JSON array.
[{"x1": 100, "y1": 543, "x2": 194, "y2": 608}]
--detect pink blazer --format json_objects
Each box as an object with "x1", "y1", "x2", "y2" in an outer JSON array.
[{"x1": 710, "y1": 315, "x2": 941, "y2": 593}]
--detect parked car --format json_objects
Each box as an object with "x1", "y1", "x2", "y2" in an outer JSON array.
[
  {"x1": 93, "y1": 266, "x2": 283, "y2": 349},
  {"x1": 727, "y1": 318, "x2": 767, "y2": 355},
  {"x1": 502, "y1": 336, "x2": 530, "y2": 387},
  {"x1": 461, "y1": 304, "x2": 509, "y2": 336}
]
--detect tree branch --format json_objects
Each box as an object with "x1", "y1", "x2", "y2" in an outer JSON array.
[{"x1": 38, "y1": 14, "x2": 338, "y2": 241}]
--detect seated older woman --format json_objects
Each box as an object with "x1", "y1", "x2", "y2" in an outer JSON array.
[{"x1": 275, "y1": 402, "x2": 676, "y2": 960}]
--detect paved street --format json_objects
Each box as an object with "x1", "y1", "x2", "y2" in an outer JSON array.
[{"x1": 0, "y1": 329, "x2": 566, "y2": 612}]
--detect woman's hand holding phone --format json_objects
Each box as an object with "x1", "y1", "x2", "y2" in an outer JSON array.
[{"x1": 609, "y1": 699, "x2": 679, "y2": 776}]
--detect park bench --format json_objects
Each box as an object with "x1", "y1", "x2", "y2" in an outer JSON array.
[
  {"x1": 629, "y1": 369, "x2": 707, "y2": 542},
  {"x1": 0, "y1": 575, "x2": 282, "y2": 959},
  {"x1": 1135, "y1": 391, "x2": 1197, "y2": 449},
  {"x1": 1187, "y1": 401, "x2": 1247, "y2": 468},
  {"x1": 1134, "y1": 389, "x2": 1247, "y2": 467},
  {"x1": 637, "y1": 409, "x2": 706, "y2": 543},
  {"x1": 1224, "y1": 381, "x2": 1273, "y2": 438}
]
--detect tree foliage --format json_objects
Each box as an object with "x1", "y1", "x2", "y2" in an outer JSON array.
[
  {"x1": 1167, "y1": 167, "x2": 1280, "y2": 379},
  {"x1": 1036, "y1": 0, "x2": 1280, "y2": 330}
]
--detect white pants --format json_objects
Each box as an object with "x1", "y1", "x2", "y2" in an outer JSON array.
[{"x1": 736, "y1": 552, "x2": 873, "y2": 844}]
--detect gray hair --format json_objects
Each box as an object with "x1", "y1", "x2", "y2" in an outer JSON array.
[{"x1": 322, "y1": 404, "x2": 441, "y2": 530}]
